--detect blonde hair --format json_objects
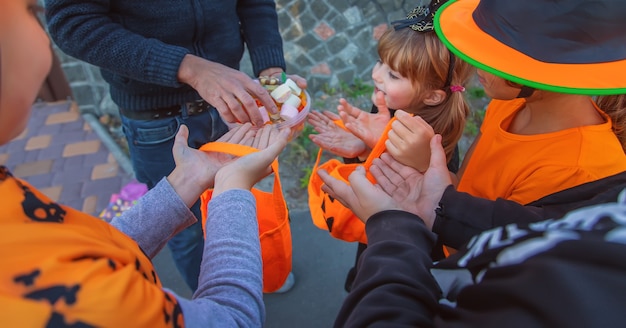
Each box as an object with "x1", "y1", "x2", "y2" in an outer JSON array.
[
  {"x1": 377, "y1": 27, "x2": 474, "y2": 161},
  {"x1": 596, "y1": 95, "x2": 626, "y2": 153}
]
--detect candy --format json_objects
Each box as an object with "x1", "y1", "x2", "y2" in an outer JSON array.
[
  {"x1": 283, "y1": 93, "x2": 302, "y2": 108},
  {"x1": 270, "y1": 84, "x2": 293, "y2": 103},
  {"x1": 280, "y1": 104, "x2": 299, "y2": 120},
  {"x1": 283, "y1": 78, "x2": 302, "y2": 96},
  {"x1": 257, "y1": 106, "x2": 270, "y2": 123}
]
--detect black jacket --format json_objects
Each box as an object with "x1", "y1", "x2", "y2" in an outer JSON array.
[
  {"x1": 336, "y1": 192, "x2": 626, "y2": 327},
  {"x1": 433, "y1": 170, "x2": 626, "y2": 248}
]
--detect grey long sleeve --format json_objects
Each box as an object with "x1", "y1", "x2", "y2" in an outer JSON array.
[{"x1": 111, "y1": 179, "x2": 264, "y2": 327}]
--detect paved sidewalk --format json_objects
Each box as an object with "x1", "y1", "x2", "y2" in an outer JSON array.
[
  {"x1": 0, "y1": 100, "x2": 134, "y2": 215},
  {"x1": 3, "y1": 100, "x2": 358, "y2": 327}
]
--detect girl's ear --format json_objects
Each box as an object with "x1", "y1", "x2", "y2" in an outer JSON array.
[{"x1": 423, "y1": 89, "x2": 447, "y2": 106}]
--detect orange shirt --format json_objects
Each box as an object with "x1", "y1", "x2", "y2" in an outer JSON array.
[
  {"x1": 0, "y1": 168, "x2": 182, "y2": 327},
  {"x1": 457, "y1": 99, "x2": 626, "y2": 204}
]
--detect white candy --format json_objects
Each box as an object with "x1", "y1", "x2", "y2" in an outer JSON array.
[
  {"x1": 283, "y1": 93, "x2": 302, "y2": 108},
  {"x1": 257, "y1": 106, "x2": 270, "y2": 123},
  {"x1": 270, "y1": 84, "x2": 293, "y2": 103},
  {"x1": 280, "y1": 104, "x2": 299, "y2": 120},
  {"x1": 283, "y1": 78, "x2": 302, "y2": 96}
]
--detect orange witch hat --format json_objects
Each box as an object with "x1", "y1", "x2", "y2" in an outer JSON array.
[{"x1": 434, "y1": 0, "x2": 626, "y2": 95}]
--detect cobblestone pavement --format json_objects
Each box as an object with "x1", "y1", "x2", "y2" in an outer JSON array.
[{"x1": 0, "y1": 100, "x2": 134, "y2": 216}]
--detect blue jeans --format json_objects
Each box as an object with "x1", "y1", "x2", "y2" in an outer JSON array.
[{"x1": 121, "y1": 106, "x2": 228, "y2": 291}]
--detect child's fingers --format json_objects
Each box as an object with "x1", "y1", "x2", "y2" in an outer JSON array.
[
  {"x1": 428, "y1": 134, "x2": 447, "y2": 169},
  {"x1": 220, "y1": 122, "x2": 253, "y2": 144},
  {"x1": 372, "y1": 156, "x2": 405, "y2": 188},
  {"x1": 252, "y1": 124, "x2": 272, "y2": 149},
  {"x1": 322, "y1": 110, "x2": 341, "y2": 121}
]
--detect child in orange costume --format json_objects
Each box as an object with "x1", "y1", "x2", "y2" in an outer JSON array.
[
  {"x1": 437, "y1": 2, "x2": 626, "y2": 206},
  {"x1": 0, "y1": 1, "x2": 289, "y2": 326},
  {"x1": 307, "y1": 0, "x2": 473, "y2": 292}
]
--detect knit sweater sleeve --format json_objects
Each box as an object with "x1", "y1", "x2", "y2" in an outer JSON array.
[
  {"x1": 237, "y1": 0, "x2": 286, "y2": 75},
  {"x1": 176, "y1": 189, "x2": 264, "y2": 327},
  {"x1": 45, "y1": 0, "x2": 188, "y2": 87},
  {"x1": 334, "y1": 210, "x2": 440, "y2": 327}
]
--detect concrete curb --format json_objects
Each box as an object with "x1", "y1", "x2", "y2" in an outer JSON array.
[{"x1": 82, "y1": 113, "x2": 135, "y2": 178}]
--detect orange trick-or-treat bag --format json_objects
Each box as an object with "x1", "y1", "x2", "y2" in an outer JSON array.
[
  {"x1": 308, "y1": 118, "x2": 396, "y2": 244},
  {"x1": 199, "y1": 142, "x2": 292, "y2": 293}
]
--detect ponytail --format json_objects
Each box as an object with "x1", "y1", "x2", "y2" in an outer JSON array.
[{"x1": 596, "y1": 95, "x2": 626, "y2": 153}]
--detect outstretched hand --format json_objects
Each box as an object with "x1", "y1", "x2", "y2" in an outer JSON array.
[
  {"x1": 371, "y1": 134, "x2": 452, "y2": 229},
  {"x1": 386, "y1": 110, "x2": 434, "y2": 172},
  {"x1": 168, "y1": 123, "x2": 275, "y2": 207},
  {"x1": 339, "y1": 91, "x2": 391, "y2": 149},
  {"x1": 308, "y1": 110, "x2": 368, "y2": 158},
  {"x1": 213, "y1": 125, "x2": 290, "y2": 196},
  {"x1": 318, "y1": 166, "x2": 402, "y2": 223},
  {"x1": 318, "y1": 134, "x2": 452, "y2": 227}
]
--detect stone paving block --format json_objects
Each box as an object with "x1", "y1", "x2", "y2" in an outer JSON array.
[
  {"x1": 38, "y1": 123, "x2": 63, "y2": 136},
  {"x1": 49, "y1": 156, "x2": 74, "y2": 173},
  {"x1": 82, "y1": 195, "x2": 98, "y2": 215},
  {"x1": 37, "y1": 144, "x2": 65, "y2": 161},
  {"x1": 58, "y1": 182, "x2": 85, "y2": 204},
  {"x1": 7, "y1": 139, "x2": 27, "y2": 154},
  {"x1": 62, "y1": 140, "x2": 101, "y2": 158},
  {"x1": 13, "y1": 160, "x2": 53, "y2": 178},
  {"x1": 91, "y1": 163, "x2": 119, "y2": 180},
  {"x1": 50, "y1": 131, "x2": 88, "y2": 147},
  {"x1": 83, "y1": 150, "x2": 109, "y2": 167},
  {"x1": 3, "y1": 151, "x2": 24, "y2": 168},
  {"x1": 45, "y1": 111, "x2": 80, "y2": 125},
  {"x1": 21, "y1": 172, "x2": 54, "y2": 188},
  {"x1": 25, "y1": 135, "x2": 52, "y2": 151},
  {"x1": 52, "y1": 166, "x2": 92, "y2": 185},
  {"x1": 23, "y1": 150, "x2": 41, "y2": 164},
  {"x1": 39, "y1": 185, "x2": 63, "y2": 202},
  {"x1": 60, "y1": 120, "x2": 87, "y2": 133},
  {"x1": 81, "y1": 176, "x2": 124, "y2": 199}
]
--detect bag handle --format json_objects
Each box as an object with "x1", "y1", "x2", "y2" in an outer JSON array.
[{"x1": 199, "y1": 142, "x2": 285, "y2": 209}]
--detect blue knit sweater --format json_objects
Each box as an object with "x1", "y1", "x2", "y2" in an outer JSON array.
[{"x1": 45, "y1": 0, "x2": 286, "y2": 111}]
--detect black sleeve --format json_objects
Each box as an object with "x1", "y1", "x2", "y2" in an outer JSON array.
[
  {"x1": 432, "y1": 186, "x2": 543, "y2": 249},
  {"x1": 433, "y1": 172, "x2": 626, "y2": 249},
  {"x1": 334, "y1": 210, "x2": 440, "y2": 328}
]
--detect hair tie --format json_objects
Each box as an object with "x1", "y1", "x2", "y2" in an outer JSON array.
[{"x1": 450, "y1": 85, "x2": 465, "y2": 93}]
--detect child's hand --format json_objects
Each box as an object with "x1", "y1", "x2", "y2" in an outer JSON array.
[
  {"x1": 339, "y1": 92, "x2": 391, "y2": 149},
  {"x1": 168, "y1": 123, "x2": 258, "y2": 207},
  {"x1": 212, "y1": 125, "x2": 290, "y2": 196},
  {"x1": 308, "y1": 110, "x2": 369, "y2": 158},
  {"x1": 386, "y1": 110, "x2": 434, "y2": 172},
  {"x1": 318, "y1": 166, "x2": 402, "y2": 224},
  {"x1": 370, "y1": 135, "x2": 452, "y2": 229}
]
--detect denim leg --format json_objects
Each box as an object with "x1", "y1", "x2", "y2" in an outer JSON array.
[{"x1": 121, "y1": 109, "x2": 227, "y2": 291}]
